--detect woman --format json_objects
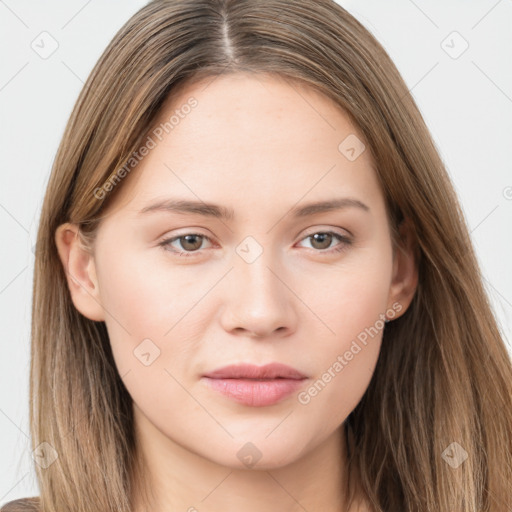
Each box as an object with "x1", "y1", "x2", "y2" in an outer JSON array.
[{"x1": 2, "y1": 0, "x2": 511, "y2": 511}]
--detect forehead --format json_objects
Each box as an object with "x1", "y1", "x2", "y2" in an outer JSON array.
[
  {"x1": 156, "y1": 72, "x2": 361, "y2": 150},
  {"x1": 106, "y1": 72, "x2": 383, "y2": 218}
]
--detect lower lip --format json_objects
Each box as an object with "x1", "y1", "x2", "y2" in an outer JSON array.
[{"x1": 202, "y1": 377, "x2": 306, "y2": 407}]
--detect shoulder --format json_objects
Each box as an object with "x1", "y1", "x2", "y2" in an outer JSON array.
[{"x1": 0, "y1": 498, "x2": 40, "y2": 512}]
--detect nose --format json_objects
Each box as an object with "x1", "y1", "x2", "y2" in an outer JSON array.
[{"x1": 219, "y1": 249, "x2": 298, "y2": 339}]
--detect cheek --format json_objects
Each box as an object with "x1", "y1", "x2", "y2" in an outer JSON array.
[
  {"x1": 94, "y1": 244, "x2": 218, "y2": 392},
  {"x1": 297, "y1": 246, "x2": 392, "y2": 418},
  {"x1": 96, "y1": 245, "x2": 197, "y2": 332},
  {"x1": 93, "y1": 247, "x2": 175, "y2": 368},
  {"x1": 308, "y1": 241, "x2": 392, "y2": 342},
  {"x1": 94, "y1": 249, "x2": 203, "y2": 419},
  {"x1": 296, "y1": 294, "x2": 385, "y2": 434}
]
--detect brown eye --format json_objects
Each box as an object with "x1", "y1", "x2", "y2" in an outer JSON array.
[
  {"x1": 297, "y1": 230, "x2": 352, "y2": 255},
  {"x1": 160, "y1": 233, "x2": 212, "y2": 257},
  {"x1": 178, "y1": 234, "x2": 204, "y2": 252},
  {"x1": 309, "y1": 232, "x2": 334, "y2": 250}
]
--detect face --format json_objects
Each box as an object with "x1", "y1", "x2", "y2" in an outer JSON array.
[{"x1": 57, "y1": 72, "x2": 416, "y2": 471}]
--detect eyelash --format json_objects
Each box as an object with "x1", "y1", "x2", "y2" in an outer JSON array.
[{"x1": 158, "y1": 230, "x2": 353, "y2": 258}]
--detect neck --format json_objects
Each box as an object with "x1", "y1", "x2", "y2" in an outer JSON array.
[{"x1": 130, "y1": 407, "x2": 365, "y2": 512}]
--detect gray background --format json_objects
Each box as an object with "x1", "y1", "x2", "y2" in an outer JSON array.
[{"x1": 1, "y1": 0, "x2": 511, "y2": 503}]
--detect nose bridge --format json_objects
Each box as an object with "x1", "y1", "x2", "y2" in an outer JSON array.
[{"x1": 220, "y1": 235, "x2": 296, "y2": 336}]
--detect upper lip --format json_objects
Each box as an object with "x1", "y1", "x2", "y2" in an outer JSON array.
[{"x1": 203, "y1": 363, "x2": 307, "y2": 380}]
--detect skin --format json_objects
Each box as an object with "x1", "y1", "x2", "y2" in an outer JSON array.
[{"x1": 56, "y1": 72, "x2": 418, "y2": 512}]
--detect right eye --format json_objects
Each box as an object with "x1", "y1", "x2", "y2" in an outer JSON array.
[{"x1": 159, "y1": 233, "x2": 213, "y2": 257}]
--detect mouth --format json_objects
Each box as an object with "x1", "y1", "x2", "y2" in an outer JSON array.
[{"x1": 201, "y1": 363, "x2": 308, "y2": 407}]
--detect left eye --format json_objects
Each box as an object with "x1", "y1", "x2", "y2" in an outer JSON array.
[
  {"x1": 297, "y1": 231, "x2": 351, "y2": 252},
  {"x1": 159, "y1": 231, "x2": 352, "y2": 257}
]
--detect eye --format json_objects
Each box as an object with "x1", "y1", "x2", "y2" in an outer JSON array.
[
  {"x1": 297, "y1": 230, "x2": 352, "y2": 254},
  {"x1": 159, "y1": 233, "x2": 213, "y2": 257}
]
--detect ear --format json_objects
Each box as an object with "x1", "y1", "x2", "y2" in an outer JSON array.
[
  {"x1": 387, "y1": 217, "x2": 419, "y2": 320},
  {"x1": 55, "y1": 223, "x2": 105, "y2": 321}
]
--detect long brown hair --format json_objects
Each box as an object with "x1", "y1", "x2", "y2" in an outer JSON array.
[{"x1": 7, "y1": 0, "x2": 512, "y2": 511}]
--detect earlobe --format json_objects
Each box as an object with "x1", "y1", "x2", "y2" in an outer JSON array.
[
  {"x1": 55, "y1": 223, "x2": 106, "y2": 322},
  {"x1": 387, "y1": 218, "x2": 419, "y2": 319}
]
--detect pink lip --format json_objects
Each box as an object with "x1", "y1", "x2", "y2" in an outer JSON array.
[{"x1": 202, "y1": 363, "x2": 308, "y2": 407}]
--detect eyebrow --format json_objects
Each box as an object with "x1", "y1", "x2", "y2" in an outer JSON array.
[{"x1": 138, "y1": 197, "x2": 370, "y2": 220}]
